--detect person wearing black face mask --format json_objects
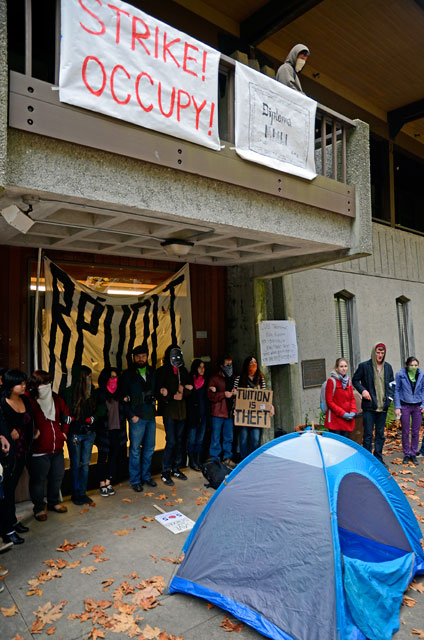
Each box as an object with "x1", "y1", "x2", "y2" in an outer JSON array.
[
  {"x1": 207, "y1": 355, "x2": 236, "y2": 466},
  {"x1": 156, "y1": 345, "x2": 192, "y2": 486}
]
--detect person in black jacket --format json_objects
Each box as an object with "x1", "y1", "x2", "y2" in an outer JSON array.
[
  {"x1": 63, "y1": 365, "x2": 105, "y2": 505},
  {"x1": 95, "y1": 367, "x2": 127, "y2": 497},
  {"x1": 352, "y1": 343, "x2": 394, "y2": 466},
  {"x1": 156, "y1": 345, "x2": 192, "y2": 486},
  {"x1": 0, "y1": 370, "x2": 35, "y2": 544},
  {"x1": 186, "y1": 359, "x2": 208, "y2": 471},
  {"x1": 120, "y1": 344, "x2": 157, "y2": 492}
]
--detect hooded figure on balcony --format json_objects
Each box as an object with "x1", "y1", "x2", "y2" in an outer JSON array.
[{"x1": 276, "y1": 44, "x2": 310, "y2": 93}]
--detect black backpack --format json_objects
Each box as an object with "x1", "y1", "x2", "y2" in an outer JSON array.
[{"x1": 202, "y1": 459, "x2": 232, "y2": 490}]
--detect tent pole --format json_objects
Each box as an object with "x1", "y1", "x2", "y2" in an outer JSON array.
[{"x1": 33, "y1": 247, "x2": 42, "y2": 370}]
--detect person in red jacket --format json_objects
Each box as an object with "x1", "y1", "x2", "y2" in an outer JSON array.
[
  {"x1": 26, "y1": 370, "x2": 71, "y2": 521},
  {"x1": 324, "y1": 358, "x2": 357, "y2": 436},
  {"x1": 208, "y1": 355, "x2": 236, "y2": 465}
]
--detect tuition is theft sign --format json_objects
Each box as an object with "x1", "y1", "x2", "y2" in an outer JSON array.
[
  {"x1": 234, "y1": 388, "x2": 273, "y2": 428},
  {"x1": 59, "y1": 0, "x2": 221, "y2": 150}
]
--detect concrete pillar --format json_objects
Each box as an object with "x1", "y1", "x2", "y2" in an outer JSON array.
[{"x1": 346, "y1": 120, "x2": 373, "y2": 257}]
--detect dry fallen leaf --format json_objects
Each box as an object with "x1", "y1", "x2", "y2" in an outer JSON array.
[
  {"x1": 122, "y1": 498, "x2": 133, "y2": 503},
  {"x1": 220, "y1": 616, "x2": 243, "y2": 632},
  {"x1": 141, "y1": 516, "x2": 155, "y2": 522},
  {"x1": 403, "y1": 595, "x2": 417, "y2": 607},
  {"x1": 156, "y1": 494, "x2": 168, "y2": 501},
  {"x1": 66, "y1": 560, "x2": 81, "y2": 569},
  {"x1": 80, "y1": 508, "x2": 89, "y2": 514},
  {"x1": 81, "y1": 566, "x2": 97, "y2": 574},
  {"x1": 141, "y1": 624, "x2": 162, "y2": 639},
  {"x1": 150, "y1": 554, "x2": 158, "y2": 563},
  {"x1": 1, "y1": 603, "x2": 19, "y2": 617},
  {"x1": 101, "y1": 578, "x2": 114, "y2": 591},
  {"x1": 26, "y1": 588, "x2": 44, "y2": 597},
  {"x1": 30, "y1": 618, "x2": 46, "y2": 634},
  {"x1": 124, "y1": 571, "x2": 139, "y2": 580},
  {"x1": 162, "y1": 555, "x2": 184, "y2": 564},
  {"x1": 144, "y1": 492, "x2": 155, "y2": 497},
  {"x1": 94, "y1": 556, "x2": 109, "y2": 563},
  {"x1": 90, "y1": 545, "x2": 105, "y2": 557},
  {"x1": 410, "y1": 581, "x2": 424, "y2": 594},
  {"x1": 114, "y1": 529, "x2": 131, "y2": 536},
  {"x1": 12, "y1": 634, "x2": 25, "y2": 640},
  {"x1": 33, "y1": 600, "x2": 67, "y2": 625},
  {"x1": 410, "y1": 630, "x2": 424, "y2": 638},
  {"x1": 46, "y1": 626, "x2": 56, "y2": 635},
  {"x1": 88, "y1": 628, "x2": 105, "y2": 639},
  {"x1": 206, "y1": 603, "x2": 215, "y2": 609}
]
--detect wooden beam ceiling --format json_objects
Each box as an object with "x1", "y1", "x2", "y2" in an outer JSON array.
[
  {"x1": 240, "y1": 0, "x2": 324, "y2": 46},
  {"x1": 388, "y1": 99, "x2": 424, "y2": 139}
]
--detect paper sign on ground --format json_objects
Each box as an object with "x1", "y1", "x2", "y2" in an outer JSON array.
[
  {"x1": 155, "y1": 510, "x2": 195, "y2": 534},
  {"x1": 235, "y1": 62, "x2": 317, "y2": 180},
  {"x1": 234, "y1": 388, "x2": 273, "y2": 428},
  {"x1": 259, "y1": 321, "x2": 298, "y2": 366},
  {"x1": 59, "y1": 0, "x2": 221, "y2": 150}
]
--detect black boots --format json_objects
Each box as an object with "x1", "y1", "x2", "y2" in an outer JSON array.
[{"x1": 188, "y1": 453, "x2": 202, "y2": 472}]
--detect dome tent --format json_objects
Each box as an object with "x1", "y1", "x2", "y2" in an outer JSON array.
[{"x1": 170, "y1": 431, "x2": 424, "y2": 640}]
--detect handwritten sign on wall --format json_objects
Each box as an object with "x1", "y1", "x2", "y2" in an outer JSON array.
[
  {"x1": 258, "y1": 321, "x2": 298, "y2": 367},
  {"x1": 59, "y1": 0, "x2": 221, "y2": 150}
]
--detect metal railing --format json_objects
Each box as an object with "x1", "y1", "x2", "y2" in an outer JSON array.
[{"x1": 19, "y1": 0, "x2": 355, "y2": 184}]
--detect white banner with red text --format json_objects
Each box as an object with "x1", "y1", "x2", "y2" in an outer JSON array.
[
  {"x1": 59, "y1": 0, "x2": 221, "y2": 150},
  {"x1": 235, "y1": 62, "x2": 317, "y2": 180}
]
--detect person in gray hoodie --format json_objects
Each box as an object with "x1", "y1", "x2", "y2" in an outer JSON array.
[{"x1": 276, "y1": 44, "x2": 310, "y2": 93}]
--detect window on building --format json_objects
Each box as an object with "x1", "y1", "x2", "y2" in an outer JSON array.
[
  {"x1": 334, "y1": 293, "x2": 354, "y2": 370},
  {"x1": 396, "y1": 297, "x2": 410, "y2": 364}
]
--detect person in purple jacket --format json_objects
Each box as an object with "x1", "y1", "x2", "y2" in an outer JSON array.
[{"x1": 394, "y1": 356, "x2": 424, "y2": 465}]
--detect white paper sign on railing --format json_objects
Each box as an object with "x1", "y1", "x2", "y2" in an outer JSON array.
[
  {"x1": 59, "y1": 0, "x2": 221, "y2": 150},
  {"x1": 259, "y1": 321, "x2": 298, "y2": 366},
  {"x1": 235, "y1": 62, "x2": 317, "y2": 180}
]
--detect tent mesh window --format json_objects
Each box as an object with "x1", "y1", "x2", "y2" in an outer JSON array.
[{"x1": 334, "y1": 294, "x2": 353, "y2": 371}]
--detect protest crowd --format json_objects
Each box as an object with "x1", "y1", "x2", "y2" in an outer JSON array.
[{"x1": 1, "y1": 340, "x2": 424, "y2": 591}]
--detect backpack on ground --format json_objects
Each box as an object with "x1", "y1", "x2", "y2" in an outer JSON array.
[
  {"x1": 202, "y1": 459, "x2": 232, "y2": 490},
  {"x1": 320, "y1": 377, "x2": 336, "y2": 413}
]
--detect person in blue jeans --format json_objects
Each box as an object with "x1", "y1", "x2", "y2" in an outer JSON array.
[
  {"x1": 208, "y1": 355, "x2": 236, "y2": 466},
  {"x1": 186, "y1": 359, "x2": 208, "y2": 471},
  {"x1": 121, "y1": 344, "x2": 157, "y2": 492},
  {"x1": 63, "y1": 365, "x2": 104, "y2": 506}
]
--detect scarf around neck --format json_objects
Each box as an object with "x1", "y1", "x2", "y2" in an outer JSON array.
[{"x1": 37, "y1": 384, "x2": 56, "y2": 420}]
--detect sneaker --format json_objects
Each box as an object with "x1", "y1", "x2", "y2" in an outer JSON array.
[
  {"x1": 143, "y1": 479, "x2": 157, "y2": 488},
  {"x1": 223, "y1": 459, "x2": 237, "y2": 469},
  {"x1": 2, "y1": 532, "x2": 24, "y2": 545},
  {"x1": 106, "y1": 484, "x2": 115, "y2": 496},
  {"x1": 131, "y1": 484, "x2": 143, "y2": 493},
  {"x1": 161, "y1": 474, "x2": 175, "y2": 487},
  {"x1": 100, "y1": 487, "x2": 109, "y2": 497},
  {"x1": 402, "y1": 456, "x2": 410, "y2": 464},
  {"x1": 0, "y1": 566, "x2": 8, "y2": 578},
  {"x1": 71, "y1": 495, "x2": 86, "y2": 506},
  {"x1": 172, "y1": 469, "x2": 188, "y2": 481},
  {"x1": 411, "y1": 456, "x2": 418, "y2": 465}
]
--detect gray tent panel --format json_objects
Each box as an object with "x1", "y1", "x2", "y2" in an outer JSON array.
[{"x1": 178, "y1": 453, "x2": 337, "y2": 640}]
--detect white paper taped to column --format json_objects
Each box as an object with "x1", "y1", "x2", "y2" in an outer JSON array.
[{"x1": 259, "y1": 320, "x2": 298, "y2": 366}]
